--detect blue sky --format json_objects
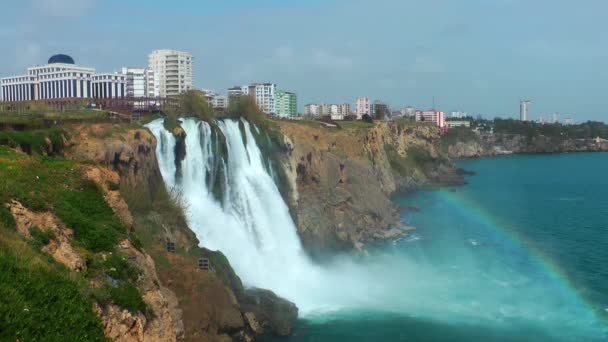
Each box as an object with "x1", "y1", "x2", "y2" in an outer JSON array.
[{"x1": 1, "y1": 0, "x2": 607, "y2": 121}]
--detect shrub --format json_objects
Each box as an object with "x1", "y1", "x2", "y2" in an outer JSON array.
[{"x1": 109, "y1": 283, "x2": 149, "y2": 316}]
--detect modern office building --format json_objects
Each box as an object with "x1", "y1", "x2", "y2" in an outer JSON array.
[
  {"x1": 275, "y1": 90, "x2": 297, "y2": 118},
  {"x1": 148, "y1": 49, "x2": 193, "y2": 98},
  {"x1": 356, "y1": 97, "x2": 370, "y2": 119},
  {"x1": 91, "y1": 73, "x2": 126, "y2": 99},
  {"x1": 0, "y1": 54, "x2": 129, "y2": 102}
]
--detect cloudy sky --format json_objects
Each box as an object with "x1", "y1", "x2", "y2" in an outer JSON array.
[{"x1": 1, "y1": 0, "x2": 607, "y2": 120}]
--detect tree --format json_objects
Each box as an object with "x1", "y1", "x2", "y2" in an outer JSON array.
[
  {"x1": 227, "y1": 96, "x2": 267, "y2": 126},
  {"x1": 178, "y1": 90, "x2": 214, "y2": 121}
]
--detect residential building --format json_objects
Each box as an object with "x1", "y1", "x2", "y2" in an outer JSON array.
[
  {"x1": 445, "y1": 120, "x2": 471, "y2": 129},
  {"x1": 275, "y1": 90, "x2": 297, "y2": 118},
  {"x1": 121, "y1": 67, "x2": 157, "y2": 98},
  {"x1": 356, "y1": 97, "x2": 370, "y2": 119},
  {"x1": 91, "y1": 73, "x2": 126, "y2": 99},
  {"x1": 339, "y1": 103, "x2": 351, "y2": 116},
  {"x1": 416, "y1": 109, "x2": 446, "y2": 129},
  {"x1": 319, "y1": 103, "x2": 331, "y2": 116},
  {"x1": 148, "y1": 49, "x2": 193, "y2": 98},
  {"x1": 240, "y1": 83, "x2": 276, "y2": 114},
  {"x1": 400, "y1": 106, "x2": 416, "y2": 118},
  {"x1": 304, "y1": 103, "x2": 320, "y2": 116},
  {"x1": 520, "y1": 100, "x2": 531, "y2": 121},
  {"x1": 0, "y1": 54, "x2": 128, "y2": 102},
  {"x1": 211, "y1": 95, "x2": 229, "y2": 110},
  {"x1": 227, "y1": 86, "x2": 244, "y2": 98},
  {"x1": 370, "y1": 100, "x2": 389, "y2": 119}
]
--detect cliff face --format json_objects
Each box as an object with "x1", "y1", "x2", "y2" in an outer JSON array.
[
  {"x1": 64, "y1": 122, "x2": 296, "y2": 341},
  {"x1": 278, "y1": 121, "x2": 462, "y2": 256},
  {"x1": 446, "y1": 133, "x2": 608, "y2": 159}
]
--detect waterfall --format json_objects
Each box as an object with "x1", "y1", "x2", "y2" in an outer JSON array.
[
  {"x1": 148, "y1": 118, "x2": 331, "y2": 313},
  {"x1": 147, "y1": 117, "x2": 601, "y2": 335}
]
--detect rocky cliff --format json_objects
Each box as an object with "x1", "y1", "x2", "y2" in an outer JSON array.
[
  {"x1": 278, "y1": 121, "x2": 463, "y2": 256},
  {"x1": 65, "y1": 122, "x2": 297, "y2": 341},
  {"x1": 445, "y1": 132, "x2": 608, "y2": 159}
]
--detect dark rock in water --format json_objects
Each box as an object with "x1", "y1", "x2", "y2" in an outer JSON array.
[
  {"x1": 403, "y1": 205, "x2": 421, "y2": 213},
  {"x1": 240, "y1": 288, "x2": 298, "y2": 336},
  {"x1": 456, "y1": 168, "x2": 476, "y2": 176}
]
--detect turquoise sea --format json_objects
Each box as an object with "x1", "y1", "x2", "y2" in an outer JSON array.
[{"x1": 269, "y1": 153, "x2": 608, "y2": 341}]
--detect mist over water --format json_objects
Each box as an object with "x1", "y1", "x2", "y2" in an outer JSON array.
[{"x1": 148, "y1": 118, "x2": 606, "y2": 341}]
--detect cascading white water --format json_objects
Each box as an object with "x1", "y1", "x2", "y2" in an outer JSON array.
[{"x1": 147, "y1": 118, "x2": 603, "y2": 337}]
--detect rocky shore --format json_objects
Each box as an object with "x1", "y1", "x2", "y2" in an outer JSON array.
[{"x1": 445, "y1": 132, "x2": 608, "y2": 159}]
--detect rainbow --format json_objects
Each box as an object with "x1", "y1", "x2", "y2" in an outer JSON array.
[{"x1": 434, "y1": 187, "x2": 607, "y2": 330}]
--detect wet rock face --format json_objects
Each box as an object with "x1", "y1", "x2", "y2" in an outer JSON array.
[{"x1": 240, "y1": 288, "x2": 299, "y2": 336}]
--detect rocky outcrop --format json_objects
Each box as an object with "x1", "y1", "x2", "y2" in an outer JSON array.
[
  {"x1": 66, "y1": 123, "x2": 160, "y2": 190},
  {"x1": 7, "y1": 200, "x2": 86, "y2": 271},
  {"x1": 445, "y1": 133, "x2": 608, "y2": 159},
  {"x1": 278, "y1": 121, "x2": 459, "y2": 255}
]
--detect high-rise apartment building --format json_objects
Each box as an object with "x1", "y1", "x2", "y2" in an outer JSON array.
[
  {"x1": 242, "y1": 83, "x2": 276, "y2": 114},
  {"x1": 121, "y1": 67, "x2": 158, "y2": 98},
  {"x1": 275, "y1": 90, "x2": 297, "y2": 117},
  {"x1": 520, "y1": 100, "x2": 531, "y2": 121},
  {"x1": 356, "y1": 97, "x2": 370, "y2": 119},
  {"x1": 148, "y1": 49, "x2": 193, "y2": 98},
  {"x1": 304, "y1": 104, "x2": 320, "y2": 116}
]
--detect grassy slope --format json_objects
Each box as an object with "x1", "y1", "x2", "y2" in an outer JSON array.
[{"x1": 0, "y1": 145, "x2": 148, "y2": 341}]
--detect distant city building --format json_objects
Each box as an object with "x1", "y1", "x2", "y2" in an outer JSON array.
[
  {"x1": 400, "y1": 106, "x2": 416, "y2": 118},
  {"x1": 445, "y1": 120, "x2": 471, "y2": 129},
  {"x1": 319, "y1": 103, "x2": 331, "y2": 116},
  {"x1": 564, "y1": 117, "x2": 574, "y2": 125},
  {"x1": 211, "y1": 95, "x2": 228, "y2": 109},
  {"x1": 92, "y1": 73, "x2": 126, "y2": 99},
  {"x1": 370, "y1": 100, "x2": 388, "y2": 119},
  {"x1": 275, "y1": 90, "x2": 297, "y2": 117},
  {"x1": 148, "y1": 49, "x2": 193, "y2": 98},
  {"x1": 241, "y1": 83, "x2": 276, "y2": 114},
  {"x1": 304, "y1": 103, "x2": 320, "y2": 116},
  {"x1": 227, "y1": 86, "x2": 244, "y2": 98},
  {"x1": 356, "y1": 97, "x2": 370, "y2": 119},
  {"x1": 0, "y1": 54, "x2": 129, "y2": 102},
  {"x1": 520, "y1": 100, "x2": 531, "y2": 121},
  {"x1": 451, "y1": 110, "x2": 469, "y2": 118},
  {"x1": 416, "y1": 109, "x2": 446, "y2": 129},
  {"x1": 121, "y1": 67, "x2": 158, "y2": 98},
  {"x1": 338, "y1": 103, "x2": 351, "y2": 116}
]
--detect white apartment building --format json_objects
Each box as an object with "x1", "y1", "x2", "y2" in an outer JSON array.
[
  {"x1": 242, "y1": 83, "x2": 276, "y2": 114},
  {"x1": 356, "y1": 97, "x2": 370, "y2": 119},
  {"x1": 339, "y1": 103, "x2": 351, "y2": 116},
  {"x1": 121, "y1": 67, "x2": 158, "y2": 98},
  {"x1": 148, "y1": 49, "x2": 193, "y2": 98},
  {"x1": 211, "y1": 95, "x2": 228, "y2": 109},
  {"x1": 304, "y1": 103, "x2": 320, "y2": 116}
]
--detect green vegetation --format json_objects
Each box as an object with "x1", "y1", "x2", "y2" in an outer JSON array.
[
  {"x1": 385, "y1": 144, "x2": 438, "y2": 177},
  {"x1": 55, "y1": 181, "x2": 126, "y2": 252},
  {"x1": 0, "y1": 145, "x2": 150, "y2": 339},
  {"x1": 29, "y1": 226, "x2": 55, "y2": 249},
  {"x1": 441, "y1": 127, "x2": 480, "y2": 148},
  {"x1": 493, "y1": 119, "x2": 608, "y2": 139},
  {"x1": 339, "y1": 120, "x2": 374, "y2": 129},
  {"x1": 0, "y1": 128, "x2": 66, "y2": 155},
  {"x1": 0, "y1": 108, "x2": 112, "y2": 127},
  {"x1": 0, "y1": 245, "x2": 108, "y2": 342}
]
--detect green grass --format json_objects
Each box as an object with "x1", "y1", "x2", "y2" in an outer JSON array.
[
  {"x1": 0, "y1": 233, "x2": 108, "y2": 342},
  {"x1": 0, "y1": 145, "x2": 148, "y2": 325},
  {"x1": 339, "y1": 121, "x2": 374, "y2": 129},
  {"x1": 0, "y1": 128, "x2": 66, "y2": 155},
  {"x1": 29, "y1": 226, "x2": 55, "y2": 249}
]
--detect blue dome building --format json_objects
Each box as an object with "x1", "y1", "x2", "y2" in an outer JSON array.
[{"x1": 48, "y1": 54, "x2": 75, "y2": 64}]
